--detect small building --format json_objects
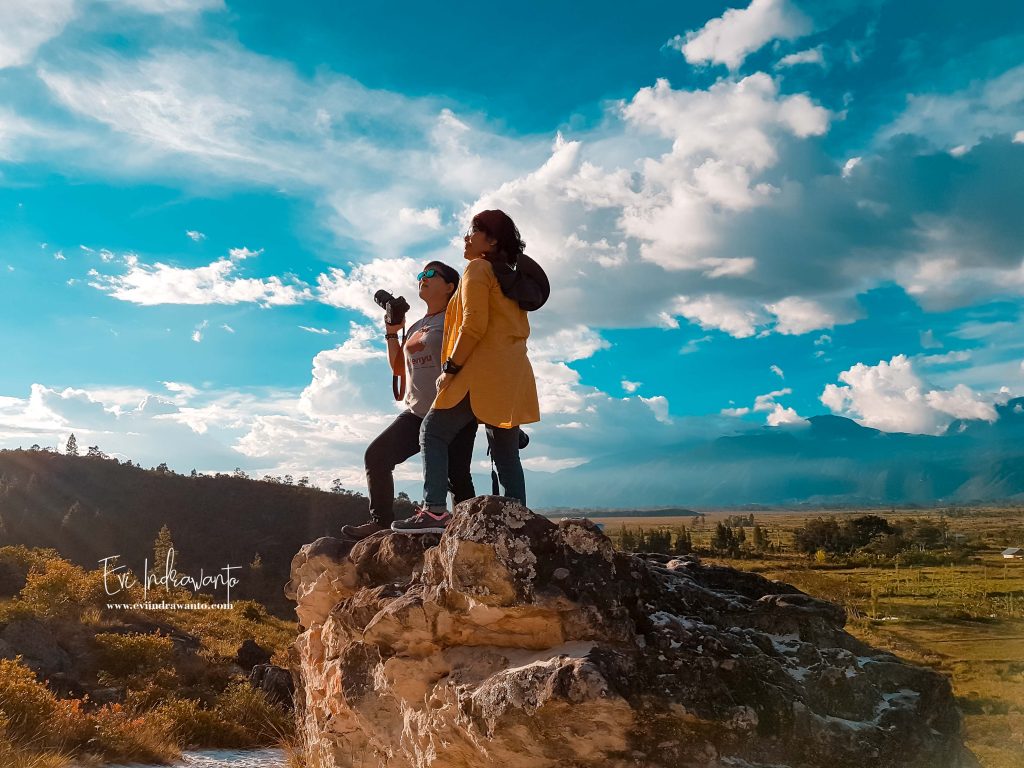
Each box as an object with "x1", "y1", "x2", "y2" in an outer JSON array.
[{"x1": 1002, "y1": 547, "x2": 1023, "y2": 559}]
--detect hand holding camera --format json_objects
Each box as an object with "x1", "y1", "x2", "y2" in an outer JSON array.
[{"x1": 374, "y1": 290, "x2": 410, "y2": 330}]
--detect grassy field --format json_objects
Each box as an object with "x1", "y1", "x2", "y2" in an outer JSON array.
[{"x1": 590, "y1": 508, "x2": 1024, "y2": 768}]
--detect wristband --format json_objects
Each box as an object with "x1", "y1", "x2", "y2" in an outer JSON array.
[
  {"x1": 385, "y1": 333, "x2": 399, "y2": 340},
  {"x1": 442, "y1": 358, "x2": 463, "y2": 374}
]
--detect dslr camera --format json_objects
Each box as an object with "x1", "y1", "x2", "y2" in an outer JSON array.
[{"x1": 373, "y1": 290, "x2": 410, "y2": 326}]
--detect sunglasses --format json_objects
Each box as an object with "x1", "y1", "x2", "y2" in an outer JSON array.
[{"x1": 417, "y1": 268, "x2": 438, "y2": 280}]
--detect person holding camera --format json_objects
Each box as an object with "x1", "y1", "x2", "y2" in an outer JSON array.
[
  {"x1": 392, "y1": 209, "x2": 540, "y2": 534},
  {"x1": 340, "y1": 261, "x2": 477, "y2": 541}
]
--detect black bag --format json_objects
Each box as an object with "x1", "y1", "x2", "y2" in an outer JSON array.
[{"x1": 491, "y1": 253, "x2": 550, "y2": 311}]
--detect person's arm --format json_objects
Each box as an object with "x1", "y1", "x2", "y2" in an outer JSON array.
[
  {"x1": 437, "y1": 261, "x2": 489, "y2": 389},
  {"x1": 385, "y1": 321, "x2": 404, "y2": 376},
  {"x1": 448, "y1": 261, "x2": 489, "y2": 366}
]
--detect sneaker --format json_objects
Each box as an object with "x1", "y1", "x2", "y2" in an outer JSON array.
[
  {"x1": 391, "y1": 505, "x2": 450, "y2": 534},
  {"x1": 340, "y1": 521, "x2": 386, "y2": 541}
]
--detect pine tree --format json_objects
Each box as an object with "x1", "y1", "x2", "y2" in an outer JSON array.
[
  {"x1": 65, "y1": 434, "x2": 79, "y2": 456},
  {"x1": 153, "y1": 524, "x2": 177, "y2": 586}
]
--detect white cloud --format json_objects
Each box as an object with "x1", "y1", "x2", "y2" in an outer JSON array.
[
  {"x1": 221, "y1": 323, "x2": 234, "y2": 333},
  {"x1": 621, "y1": 380, "x2": 641, "y2": 394},
  {"x1": 669, "y1": 0, "x2": 812, "y2": 71},
  {"x1": 191, "y1": 319, "x2": 207, "y2": 343},
  {"x1": 88, "y1": 250, "x2": 311, "y2": 306},
  {"x1": 880, "y1": 64, "x2": 1024, "y2": 152},
  {"x1": 820, "y1": 354, "x2": 999, "y2": 435},
  {"x1": 776, "y1": 45, "x2": 825, "y2": 69},
  {"x1": 0, "y1": 0, "x2": 75, "y2": 70},
  {"x1": 754, "y1": 387, "x2": 792, "y2": 412},
  {"x1": 186, "y1": 230, "x2": 206, "y2": 241},
  {"x1": 916, "y1": 350, "x2": 971, "y2": 366},
  {"x1": 54, "y1": 249, "x2": 65, "y2": 260},
  {"x1": 841, "y1": 157, "x2": 861, "y2": 178},
  {"x1": 919, "y1": 329, "x2": 941, "y2": 349},
  {"x1": 766, "y1": 295, "x2": 844, "y2": 335},
  {"x1": 299, "y1": 326, "x2": 335, "y2": 335},
  {"x1": 109, "y1": 0, "x2": 224, "y2": 13},
  {"x1": 770, "y1": 364, "x2": 784, "y2": 379},
  {"x1": 639, "y1": 395, "x2": 671, "y2": 423},
  {"x1": 814, "y1": 334, "x2": 831, "y2": 346},
  {"x1": 722, "y1": 406, "x2": 751, "y2": 417},
  {"x1": 398, "y1": 207, "x2": 442, "y2": 230},
  {"x1": 765, "y1": 403, "x2": 807, "y2": 426},
  {"x1": 672, "y1": 294, "x2": 764, "y2": 338},
  {"x1": 162, "y1": 381, "x2": 199, "y2": 400},
  {"x1": 680, "y1": 335, "x2": 713, "y2": 355},
  {"x1": 527, "y1": 325, "x2": 609, "y2": 363}
]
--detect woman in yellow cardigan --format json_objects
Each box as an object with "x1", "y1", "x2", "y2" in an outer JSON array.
[{"x1": 392, "y1": 209, "x2": 540, "y2": 533}]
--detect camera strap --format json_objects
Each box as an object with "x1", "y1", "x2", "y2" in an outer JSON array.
[{"x1": 392, "y1": 328, "x2": 406, "y2": 401}]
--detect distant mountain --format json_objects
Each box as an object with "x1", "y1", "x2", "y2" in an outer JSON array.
[
  {"x1": 0, "y1": 450, "x2": 374, "y2": 616},
  {"x1": 526, "y1": 398, "x2": 1024, "y2": 508}
]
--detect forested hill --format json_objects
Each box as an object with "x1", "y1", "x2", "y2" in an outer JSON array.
[{"x1": 0, "y1": 449, "x2": 386, "y2": 617}]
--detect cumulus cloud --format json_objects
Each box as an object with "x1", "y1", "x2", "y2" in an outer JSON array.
[
  {"x1": 186, "y1": 229, "x2": 206, "y2": 241},
  {"x1": 820, "y1": 354, "x2": 999, "y2": 435},
  {"x1": 669, "y1": 0, "x2": 812, "y2": 71},
  {"x1": 88, "y1": 250, "x2": 312, "y2": 306},
  {"x1": 621, "y1": 380, "x2": 641, "y2": 394},
  {"x1": 766, "y1": 296, "x2": 845, "y2": 335}
]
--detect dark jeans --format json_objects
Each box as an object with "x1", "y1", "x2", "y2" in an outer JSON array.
[
  {"x1": 364, "y1": 409, "x2": 476, "y2": 525},
  {"x1": 421, "y1": 394, "x2": 526, "y2": 508}
]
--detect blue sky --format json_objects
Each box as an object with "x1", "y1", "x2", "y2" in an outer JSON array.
[{"x1": 1, "y1": 0, "x2": 1022, "y2": 505}]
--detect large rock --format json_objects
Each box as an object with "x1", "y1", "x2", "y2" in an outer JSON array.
[
  {"x1": 287, "y1": 496, "x2": 976, "y2": 768},
  {"x1": 0, "y1": 618, "x2": 72, "y2": 677}
]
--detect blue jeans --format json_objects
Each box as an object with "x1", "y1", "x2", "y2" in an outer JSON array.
[{"x1": 420, "y1": 394, "x2": 526, "y2": 508}]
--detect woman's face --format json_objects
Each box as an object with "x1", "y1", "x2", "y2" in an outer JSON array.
[
  {"x1": 417, "y1": 267, "x2": 454, "y2": 304},
  {"x1": 463, "y1": 225, "x2": 497, "y2": 261}
]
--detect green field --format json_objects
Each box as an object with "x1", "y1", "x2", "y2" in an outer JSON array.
[{"x1": 593, "y1": 508, "x2": 1024, "y2": 768}]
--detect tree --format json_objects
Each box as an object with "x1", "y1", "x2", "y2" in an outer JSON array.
[
  {"x1": 152, "y1": 524, "x2": 177, "y2": 586},
  {"x1": 297, "y1": 476, "x2": 310, "y2": 488},
  {"x1": 65, "y1": 434, "x2": 79, "y2": 456},
  {"x1": 752, "y1": 525, "x2": 769, "y2": 551},
  {"x1": 87, "y1": 446, "x2": 108, "y2": 459},
  {"x1": 233, "y1": 467, "x2": 249, "y2": 479},
  {"x1": 330, "y1": 478, "x2": 345, "y2": 494},
  {"x1": 155, "y1": 462, "x2": 170, "y2": 473},
  {"x1": 673, "y1": 526, "x2": 692, "y2": 555}
]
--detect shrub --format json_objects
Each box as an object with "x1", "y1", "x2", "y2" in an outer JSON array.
[
  {"x1": 20, "y1": 559, "x2": 106, "y2": 618},
  {"x1": 215, "y1": 679, "x2": 293, "y2": 743},
  {"x1": 0, "y1": 656, "x2": 58, "y2": 744},
  {"x1": 93, "y1": 632, "x2": 176, "y2": 680}
]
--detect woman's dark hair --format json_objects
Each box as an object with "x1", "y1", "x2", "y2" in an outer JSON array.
[
  {"x1": 471, "y1": 209, "x2": 525, "y2": 267},
  {"x1": 424, "y1": 260, "x2": 460, "y2": 298}
]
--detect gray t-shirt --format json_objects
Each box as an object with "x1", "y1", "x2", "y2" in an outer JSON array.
[{"x1": 403, "y1": 311, "x2": 446, "y2": 417}]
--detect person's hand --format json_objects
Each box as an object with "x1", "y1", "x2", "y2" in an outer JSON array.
[
  {"x1": 436, "y1": 372, "x2": 453, "y2": 391},
  {"x1": 385, "y1": 321, "x2": 404, "y2": 335}
]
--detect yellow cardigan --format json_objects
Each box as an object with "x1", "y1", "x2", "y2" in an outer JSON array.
[{"x1": 432, "y1": 257, "x2": 541, "y2": 428}]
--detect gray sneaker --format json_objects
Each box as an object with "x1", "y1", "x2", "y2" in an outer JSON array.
[
  {"x1": 340, "y1": 521, "x2": 386, "y2": 541},
  {"x1": 391, "y1": 506, "x2": 451, "y2": 534}
]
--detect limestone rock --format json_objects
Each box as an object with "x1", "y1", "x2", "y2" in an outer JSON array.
[{"x1": 287, "y1": 496, "x2": 976, "y2": 768}]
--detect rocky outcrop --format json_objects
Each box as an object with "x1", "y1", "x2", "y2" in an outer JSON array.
[{"x1": 286, "y1": 496, "x2": 976, "y2": 768}]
